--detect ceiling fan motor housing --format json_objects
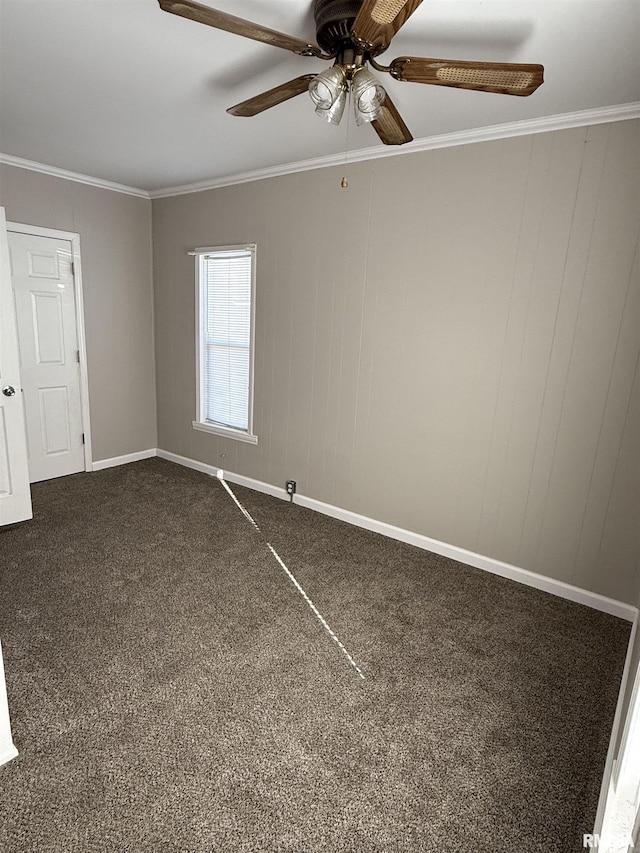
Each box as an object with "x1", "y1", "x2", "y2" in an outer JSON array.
[{"x1": 313, "y1": 0, "x2": 364, "y2": 53}]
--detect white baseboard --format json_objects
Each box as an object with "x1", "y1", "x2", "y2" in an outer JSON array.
[
  {"x1": 156, "y1": 449, "x2": 289, "y2": 501},
  {"x1": 91, "y1": 448, "x2": 157, "y2": 472},
  {"x1": 156, "y1": 449, "x2": 638, "y2": 623},
  {"x1": 296, "y1": 494, "x2": 637, "y2": 622}
]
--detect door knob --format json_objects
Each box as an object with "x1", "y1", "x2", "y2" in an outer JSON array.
[{"x1": 2, "y1": 386, "x2": 16, "y2": 397}]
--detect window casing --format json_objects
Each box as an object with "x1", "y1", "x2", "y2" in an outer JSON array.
[{"x1": 193, "y1": 244, "x2": 257, "y2": 444}]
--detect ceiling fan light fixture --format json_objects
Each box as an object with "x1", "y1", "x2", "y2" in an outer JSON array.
[
  {"x1": 308, "y1": 65, "x2": 347, "y2": 124},
  {"x1": 351, "y1": 66, "x2": 386, "y2": 125},
  {"x1": 158, "y1": 0, "x2": 545, "y2": 149}
]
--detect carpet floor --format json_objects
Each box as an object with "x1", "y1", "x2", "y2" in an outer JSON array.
[{"x1": 0, "y1": 458, "x2": 631, "y2": 852}]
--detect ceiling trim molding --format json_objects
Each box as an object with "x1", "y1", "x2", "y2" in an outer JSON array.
[
  {"x1": 0, "y1": 153, "x2": 149, "y2": 199},
  {"x1": 150, "y1": 102, "x2": 640, "y2": 198},
  {"x1": 2, "y1": 103, "x2": 638, "y2": 201},
  {"x1": 149, "y1": 101, "x2": 640, "y2": 198}
]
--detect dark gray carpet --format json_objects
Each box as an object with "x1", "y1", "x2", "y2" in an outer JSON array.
[{"x1": 0, "y1": 458, "x2": 630, "y2": 852}]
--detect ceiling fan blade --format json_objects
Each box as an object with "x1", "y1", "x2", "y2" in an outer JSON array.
[
  {"x1": 371, "y1": 93, "x2": 413, "y2": 145},
  {"x1": 352, "y1": 0, "x2": 425, "y2": 51},
  {"x1": 227, "y1": 75, "x2": 317, "y2": 117},
  {"x1": 389, "y1": 57, "x2": 544, "y2": 96},
  {"x1": 157, "y1": 0, "x2": 323, "y2": 57}
]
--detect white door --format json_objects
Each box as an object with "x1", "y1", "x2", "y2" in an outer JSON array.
[
  {"x1": 0, "y1": 208, "x2": 32, "y2": 525},
  {"x1": 8, "y1": 231, "x2": 85, "y2": 483}
]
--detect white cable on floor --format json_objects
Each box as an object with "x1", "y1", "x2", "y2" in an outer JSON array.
[
  {"x1": 217, "y1": 473, "x2": 366, "y2": 680},
  {"x1": 218, "y1": 475, "x2": 262, "y2": 532}
]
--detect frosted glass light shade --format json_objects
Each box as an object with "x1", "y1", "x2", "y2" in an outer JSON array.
[
  {"x1": 309, "y1": 66, "x2": 347, "y2": 125},
  {"x1": 351, "y1": 66, "x2": 385, "y2": 125},
  {"x1": 316, "y1": 89, "x2": 347, "y2": 125}
]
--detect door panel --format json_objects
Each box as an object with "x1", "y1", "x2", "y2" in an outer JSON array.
[
  {"x1": 32, "y1": 291, "x2": 65, "y2": 364},
  {"x1": 0, "y1": 208, "x2": 32, "y2": 525},
  {"x1": 39, "y1": 386, "x2": 71, "y2": 454},
  {"x1": 9, "y1": 231, "x2": 84, "y2": 483}
]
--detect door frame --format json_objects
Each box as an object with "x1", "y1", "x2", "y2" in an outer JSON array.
[
  {"x1": 0, "y1": 640, "x2": 18, "y2": 767},
  {"x1": 594, "y1": 612, "x2": 640, "y2": 842},
  {"x1": 7, "y1": 222, "x2": 93, "y2": 474}
]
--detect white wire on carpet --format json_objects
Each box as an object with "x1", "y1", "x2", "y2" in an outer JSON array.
[{"x1": 217, "y1": 474, "x2": 366, "y2": 680}]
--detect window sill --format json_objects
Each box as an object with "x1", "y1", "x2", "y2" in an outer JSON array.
[{"x1": 192, "y1": 420, "x2": 258, "y2": 445}]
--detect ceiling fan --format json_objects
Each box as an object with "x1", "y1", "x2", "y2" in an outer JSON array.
[{"x1": 157, "y1": 0, "x2": 544, "y2": 145}]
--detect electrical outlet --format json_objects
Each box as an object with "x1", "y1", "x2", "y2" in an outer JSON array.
[{"x1": 285, "y1": 480, "x2": 297, "y2": 496}]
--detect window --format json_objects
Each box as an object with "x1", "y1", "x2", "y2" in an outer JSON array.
[{"x1": 193, "y1": 244, "x2": 257, "y2": 444}]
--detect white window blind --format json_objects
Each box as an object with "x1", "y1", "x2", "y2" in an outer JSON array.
[{"x1": 196, "y1": 246, "x2": 256, "y2": 439}]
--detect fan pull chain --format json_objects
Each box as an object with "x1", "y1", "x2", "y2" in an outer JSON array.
[{"x1": 341, "y1": 89, "x2": 352, "y2": 188}]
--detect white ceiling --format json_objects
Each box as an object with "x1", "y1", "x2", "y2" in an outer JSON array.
[{"x1": 1, "y1": 0, "x2": 638, "y2": 194}]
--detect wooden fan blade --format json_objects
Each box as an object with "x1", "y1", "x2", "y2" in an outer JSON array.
[
  {"x1": 389, "y1": 57, "x2": 544, "y2": 96},
  {"x1": 157, "y1": 0, "x2": 322, "y2": 57},
  {"x1": 371, "y1": 93, "x2": 413, "y2": 145},
  {"x1": 352, "y1": 0, "x2": 425, "y2": 51},
  {"x1": 227, "y1": 75, "x2": 317, "y2": 117}
]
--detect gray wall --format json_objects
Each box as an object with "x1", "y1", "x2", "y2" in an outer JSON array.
[
  {"x1": 0, "y1": 164, "x2": 157, "y2": 462},
  {"x1": 153, "y1": 120, "x2": 640, "y2": 606}
]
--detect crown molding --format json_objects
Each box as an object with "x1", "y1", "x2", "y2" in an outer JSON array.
[
  {"x1": 149, "y1": 102, "x2": 640, "y2": 198},
  {"x1": 0, "y1": 153, "x2": 150, "y2": 199},
  {"x1": 2, "y1": 103, "x2": 638, "y2": 201}
]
